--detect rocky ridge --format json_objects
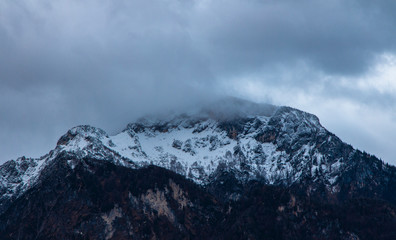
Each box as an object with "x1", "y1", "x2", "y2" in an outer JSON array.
[
  {"x1": 1, "y1": 99, "x2": 395, "y2": 212},
  {"x1": 1, "y1": 98, "x2": 396, "y2": 239}
]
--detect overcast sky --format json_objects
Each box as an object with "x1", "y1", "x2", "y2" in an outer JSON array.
[{"x1": 1, "y1": 0, "x2": 396, "y2": 165}]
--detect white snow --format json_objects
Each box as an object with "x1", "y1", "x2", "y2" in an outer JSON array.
[{"x1": 1, "y1": 107, "x2": 360, "y2": 202}]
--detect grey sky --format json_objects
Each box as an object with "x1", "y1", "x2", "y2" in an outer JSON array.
[{"x1": 1, "y1": 0, "x2": 395, "y2": 164}]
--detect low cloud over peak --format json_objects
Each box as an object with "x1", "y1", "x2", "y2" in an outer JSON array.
[{"x1": 1, "y1": 0, "x2": 396, "y2": 164}]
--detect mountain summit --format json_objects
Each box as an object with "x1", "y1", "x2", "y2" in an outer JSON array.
[{"x1": 1, "y1": 98, "x2": 396, "y2": 239}]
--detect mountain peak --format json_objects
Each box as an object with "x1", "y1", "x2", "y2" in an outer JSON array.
[
  {"x1": 0, "y1": 99, "x2": 390, "y2": 213},
  {"x1": 1, "y1": 99, "x2": 396, "y2": 239},
  {"x1": 57, "y1": 125, "x2": 108, "y2": 146}
]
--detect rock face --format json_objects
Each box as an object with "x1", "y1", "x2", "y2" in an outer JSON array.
[
  {"x1": 0, "y1": 158, "x2": 223, "y2": 240},
  {"x1": 1, "y1": 158, "x2": 396, "y2": 240},
  {"x1": 1, "y1": 98, "x2": 396, "y2": 239}
]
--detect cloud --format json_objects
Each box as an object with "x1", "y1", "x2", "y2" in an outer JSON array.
[
  {"x1": 1, "y1": 0, "x2": 396, "y2": 164},
  {"x1": 189, "y1": 0, "x2": 396, "y2": 77}
]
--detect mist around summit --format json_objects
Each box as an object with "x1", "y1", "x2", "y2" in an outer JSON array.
[{"x1": 1, "y1": 0, "x2": 396, "y2": 164}]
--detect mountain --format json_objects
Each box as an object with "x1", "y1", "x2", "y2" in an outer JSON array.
[{"x1": 1, "y1": 98, "x2": 396, "y2": 239}]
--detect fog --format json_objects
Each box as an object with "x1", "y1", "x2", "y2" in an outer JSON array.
[{"x1": 1, "y1": 0, "x2": 396, "y2": 164}]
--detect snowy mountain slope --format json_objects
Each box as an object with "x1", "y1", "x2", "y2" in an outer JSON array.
[{"x1": 0, "y1": 99, "x2": 394, "y2": 213}]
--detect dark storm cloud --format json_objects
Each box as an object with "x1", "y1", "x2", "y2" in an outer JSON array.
[
  {"x1": 0, "y1": 0, "x2": 217, "y2": 161},
  {"x1": 190, "y1": 0, "x2": 396, "y2": 79},
  {"x1": 1, "y1": 0, "x2": 396, "y2": 163}
]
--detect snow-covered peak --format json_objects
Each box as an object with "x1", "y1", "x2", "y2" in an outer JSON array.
[
  {"x1": 1, "y1": 99, "x2": 381, "y2": 211},
  {"x1": 39, "y1": 104, "x2": 333, "y2": 184},
  {"x1": 57, "y1": 125, "x2": 108, "y2": 146}
]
